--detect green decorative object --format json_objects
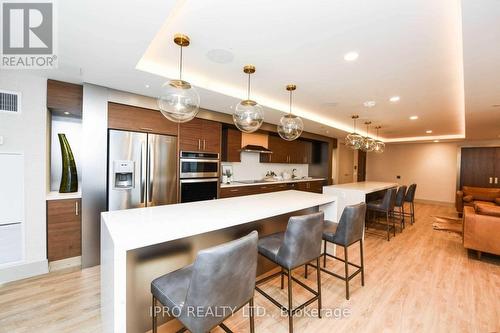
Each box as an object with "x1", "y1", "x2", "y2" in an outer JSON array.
[{"x1": 58, "y1": 133, "x2": 78, "y2": 193}]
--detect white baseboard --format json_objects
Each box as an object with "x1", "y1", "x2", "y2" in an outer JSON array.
[
  {"x1": 49, "y1": 256, "x2": 81, "y2": 271},
  {"x1": 0, "y1": 259, "x2": 49, "y2": 284}
]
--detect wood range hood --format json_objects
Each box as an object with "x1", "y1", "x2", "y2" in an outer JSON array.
[{"x1": 240, "y1": 132, "x2": 272, "y2": 154}]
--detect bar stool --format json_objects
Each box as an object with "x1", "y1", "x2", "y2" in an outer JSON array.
[
  {"x1": 255, "y1": 212, "x2": 324, "y2": 333},
  {"x1": 392, "y1": 185, "x2": 407, "y2": 231},
  {"x1": 404, "y1": 184, "x2": 417, "y2": 225},
  {"x1": 366, "y1": 188, "x2": 397, "y2": 241},
  {"x1": 305, "y1": 203, "x2": 366, "y2": 300},
  {"x1": 151, "y1": 231, "x2": 258, "y2": 333}
]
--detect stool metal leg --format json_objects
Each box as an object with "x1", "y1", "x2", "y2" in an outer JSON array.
[
  {"x1": 281, "y1": 268, "x2": 285, "y2": 289},
  {"x1": 249, "y1": 298, "x2": 255, "y2": 333},
  {"x1": 287, "y1": 269, "x2": 294, "y2": 333},
  {"x1": 323, "y1": 241, "x2": 327, "y2": 267},
  {"x1": 316, "y1": 257, "x2": 322, "y2": 318},
  {"x1": 344, "y1": 245, "x2": 350, "y2": 300},
  {"x1": 360, "y1": 239, "x2": 365, "y2": 286},
  {"x1": 386, "y1": 211, "x2": 390, "y2": 241},
  {"x1": 152, "y1": 295, "x2": 157, "y2": 333}
]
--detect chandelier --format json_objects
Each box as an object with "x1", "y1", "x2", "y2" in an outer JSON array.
[
  {"x1": 157, "y1": 34, "x2": 200, "y2": 123},
  {"x1": 373, "y1": 126, "x2": 385, "y2": 153},
  {"x1": 277, "y1": 84, "x2": 303, "y2": 141},
  {"x1": 345, "y1": 115, "x2": 363, "y2": 150},
  {"x1": 360, "y1": 121, "x2": 376, "y2": 152},
  {"x1": 233, "y1": 65, "x2": 264, "y2": 133}
]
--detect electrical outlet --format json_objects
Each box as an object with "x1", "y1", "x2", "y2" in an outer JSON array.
[{"x1": 396, "y1": 175, "x2": 401, "y2": 179}]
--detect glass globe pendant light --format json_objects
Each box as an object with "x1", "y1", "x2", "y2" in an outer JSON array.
[
  {"x1": 345, "y1": 115, "x2": 364, "y2": 150},
  {"x1": 157, "y1": 34, "x2": 200, "y2": 123},
  {"x1": 233, "y1": 65, "x2": 264, "y2": 133},
  {"x1": 373, "y1": 126, "x2": 385, "y2": 153},
  {"x1": 360, "y1": 121, "x2": 376, "y2": 152},
  {"x1": 278, "y1": 84, "x2": 303, "y2": 141}
]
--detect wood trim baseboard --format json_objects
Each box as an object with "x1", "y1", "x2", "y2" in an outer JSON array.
[{"x1": 414, "y1": 199, "x2": 454, "y2": 207}]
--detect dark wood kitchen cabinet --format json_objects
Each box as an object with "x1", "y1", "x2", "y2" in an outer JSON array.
[
  {"x1": 47, "y1": 79, "x2": 83, "y2": 116},
  {"x1": 108, "y1": 102, "x2": 178, "y2": 136},
  {"x1": 179, "y1": 118, "x2": 221, "y2": 153},
  {"x1": 296, "y1": 180, "x2": 324, "y2": 193},
  {"x1": 222, "y1": 127, "x2": 242, "y2": 162},
  {"x1": 260, "y1": 135, "x2": 312, "y2": 164},
  {"x1": 220, "y1": 180, "x2": 323, "y2": 198},
  {"x1": 47, "y1": 199, "x2": 81, "y2": 262}
]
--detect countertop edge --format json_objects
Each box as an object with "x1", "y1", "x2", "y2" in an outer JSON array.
[{"x1": 220, "y1": 178, "x2": 326, "y2": 188}]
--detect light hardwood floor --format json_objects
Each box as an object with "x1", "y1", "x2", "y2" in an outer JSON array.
[{"x1": 1, "y1": 203, "x2": 499, "y2": 333}]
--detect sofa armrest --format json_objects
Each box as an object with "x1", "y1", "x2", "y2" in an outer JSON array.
[
  {"x1": 463, "y1": 206, "x2": 500, "y2": 255},
  {"x1": 456, "y1": 190, "x2": 464, "y2": 213}
]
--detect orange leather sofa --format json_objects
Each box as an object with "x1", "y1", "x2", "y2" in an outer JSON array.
[
  {"x1": 463, "y1": 204, "x2": 500, "y2": 258},
  {"x1": 456, "y1": 186, "x2": 500, "y2": 214}
]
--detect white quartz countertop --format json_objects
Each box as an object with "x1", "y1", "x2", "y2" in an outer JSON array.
[
  {"x1": 102, "y1": 190, "x2": 336, "y2": 251},
  {"x1": 46, "y1": 191, "x2": 82, "y2": 200},
  {"x1": 324, "y1": 181, "x2": 398, "y2": 194},
  {"x1": 220, "y1": 178, "x2": 326, "y2": 188}
]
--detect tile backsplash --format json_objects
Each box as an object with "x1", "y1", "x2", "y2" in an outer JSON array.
[{"x1": 221, "y1": 151, "x2": 309, "y2": 181}]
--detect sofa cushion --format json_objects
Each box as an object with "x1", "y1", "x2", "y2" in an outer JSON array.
[
  {"x1": 474, "y1": 201, "x2": 496, "y2": 207},
  {"x1": 475, "y1": 204, "x2": 500, "y2": 217},
  {"x1": 496, "y1": 198, "x2": 500, "y2": 205},
  {"x1": 463, "y1": 195, "x2": 473, "y2": 203},
  {"x1": 463, "y1": 186, "x2": 500, "y2": 202}
]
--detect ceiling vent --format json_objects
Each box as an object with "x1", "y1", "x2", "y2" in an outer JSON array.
[{"x1": 0, "y1": 90, "x2": 21, "y2": 114}]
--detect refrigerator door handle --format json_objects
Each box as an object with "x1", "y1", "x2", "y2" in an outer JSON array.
[
  {"x1": 140, "y1": 142, "x2": 146, "y2": 203},
  {"x1": 148, "y1": 142, "x2": 154, "y2": 204}
]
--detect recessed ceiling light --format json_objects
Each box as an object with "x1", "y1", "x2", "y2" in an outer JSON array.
[
  {"x1": 433, "y1": 140, "x2": 440, "y2": 143},
  {"x1": 426, "y1": 130, "x2": 433, "y2": 134},
  {"x1": 344, "y1": 52, "x2": 359, "y2": 62},
  {"x1": 363, "y1": 100, "x2": 376, "y2": 108},
  {"x1": 409, "y1": 116, "x2": 418, "y2": 120},
  {"x1": 145, "y1": 84, "x2": 150, "y2": 88},
  {"x1": 64, "y1": 111, "x2": 70, "y2": 115},
  {"x1": 389, "y1": 96, "x2": 400, "y2": 103}
]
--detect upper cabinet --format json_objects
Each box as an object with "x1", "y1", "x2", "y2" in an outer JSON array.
[
  {"x1": 260, "y1": 135, "x2": 312, "y2": 164},
  {"x1": 47, "y1": 79, "x2": 83, "y2": 117},
  {"x1": 107, "y1": 102, "x2": 178, "y2": 136},
  {"x1": 179, "y1": 118, "x2": 221, "y2": 153},
  {"x1": 221, "y1": 127, "x2": 242, "y2": 162}
]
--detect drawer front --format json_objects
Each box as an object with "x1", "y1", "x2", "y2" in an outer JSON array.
[{"x1": 220, "y1": 186, "x2": 257, "y2": 198}]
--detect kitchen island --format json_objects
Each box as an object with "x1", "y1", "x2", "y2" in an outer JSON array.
[
  {"x1": 101, "y1": 190, "x2": 337, "y2": 333},
  {"x1": 323, "y1": 181, "x2": 398, "y2": 221}
]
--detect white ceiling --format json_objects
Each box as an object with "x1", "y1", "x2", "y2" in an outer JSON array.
[{"x1": 15, "y1": 0, "x2": 499, "y2": 142}]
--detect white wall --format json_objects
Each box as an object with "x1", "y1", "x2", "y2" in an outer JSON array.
[
  {"x1": 0, "y1": 71, "x2": 48, "y2": 282},
  {"x1": 366, "y1": 142, "x2": 458, "y2": 203},
  {"x1": 221, "y1": 151, "x2": 309, "y2": 181}
]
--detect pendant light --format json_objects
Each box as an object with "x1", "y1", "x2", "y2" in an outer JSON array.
[
  {"x1": 157, "y1": 34, "x2": 200, "y2": 123},
  {"x1": 233, "y1": 65, "x2": 264, "y2": 133},
  {"x1": 360, "y1": 121, "x2": 376, "y2": 152},
  {"x1": 278, "y1": 84, "x2": 303, "y2": 141},
  {"x1": 345, "y1": 115, "x2": 363, "y2": 150},
  {"x1": 374, "y1": 126, "x2": 385, "y2": 153}
]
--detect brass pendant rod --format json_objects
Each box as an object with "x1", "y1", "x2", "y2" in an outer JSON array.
[
  {"x1": 289, "y1": 90, "x2": 292, "y2": 115},
  {"x1": 247, "y1": 73, "x2": 251, "y2": 100},
  {"x1": 179, "y1": 45, "x2": 183, "y2": 81}
]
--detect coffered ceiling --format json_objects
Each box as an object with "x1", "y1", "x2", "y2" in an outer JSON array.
[{"x1": 29, "y1": 0, "x2": 499, "y2": 142}]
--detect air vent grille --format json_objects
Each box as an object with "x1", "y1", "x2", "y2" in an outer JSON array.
[{"x1": 0, "y1": 90, "x2": 21, "y2": 113}]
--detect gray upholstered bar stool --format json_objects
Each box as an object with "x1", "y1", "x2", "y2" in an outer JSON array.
[
  {"x1": 392, "y1": 185, "x2": 407, "y2": 230},
  {"x1": 366, "y1": 188, "x2": 397, "y2": 241},
  {"x1": 306, "y1": 203, "x2": 367, "y2": 300},
  {"x1": 151, "y1": 231, "x2": 258, "y2": 333},
  {"x1": 255, "y1": 212, "x2": 324, "y2": 333},
  {"x1": 404, "y1": 184, "x2": 417, "y2": 225}
]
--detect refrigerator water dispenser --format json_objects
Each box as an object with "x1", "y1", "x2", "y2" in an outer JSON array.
[{"x1": 113, "y1": 160, "x2": 134, "y2": 189}]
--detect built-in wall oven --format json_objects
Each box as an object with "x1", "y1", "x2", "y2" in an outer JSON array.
[{"x1": 179, "y1": 151, "x2": 219, "y2": 203}]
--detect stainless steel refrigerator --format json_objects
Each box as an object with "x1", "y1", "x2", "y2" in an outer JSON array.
[{"x1": 107, "y1": 129, "x2": 177, "y2": 211}]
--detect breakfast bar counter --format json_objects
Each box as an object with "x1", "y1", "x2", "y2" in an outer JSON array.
[{"x1": 101, "y1": 190, "x2": 337, "y2": 333}]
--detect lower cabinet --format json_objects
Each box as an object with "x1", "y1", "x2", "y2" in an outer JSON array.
[
  {"x1": 220, "y1": 180, "x2": 323, "y2": 198},
  {"x1": 47, "y1": 199, "x2": 81, "y2": 262}
]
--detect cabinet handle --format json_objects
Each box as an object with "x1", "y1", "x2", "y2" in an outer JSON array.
[
  {"x1": 203, "y1": 139, "x2": 206, "y2": 150},
  {"x1": 495, "y1": 177, "x2": 498, "y2": 184},
  {"x1": 75, "y1": 201, "x2": 79, "y2": 216},
  {"x1": 140, "y1": 127, "x2": 153, "y2": 132},
  {"x1": 489, "y1": 177, "x2": 493, "y2": 184},
  {"x1": 261, "y1": 186, "x2": 267, "y2": 189},
  {"x1": 230, "y1": 189, "x2": 239, "y2": 192},
  {"x1": 198, "y1": 139, "x2": 201, "y2": 150}
]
